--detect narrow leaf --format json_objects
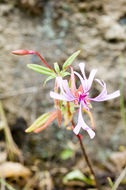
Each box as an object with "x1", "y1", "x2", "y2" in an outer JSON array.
[
  {"x1": 61, "y1": 72, "x2": 70, "y2": 77},
  {"x1": 107, "y1": 177, "x2": 114, "y2": 188},
  {"x1": 54, "y1": 62, "x2": 60, "y2": 73},
  {"x1": 63, "y1": 50, "x2": 80, "y2": 70},
  {"x1": 34, "y1": 111, "x2": 57, "y2": 133},
  {"x1": 43, "y1": 75, "x2": 56, "y2": 86},
  {"x1": 27, "y1": 64, "x2": 54, "y2": 75},
  {"x1": 25, "y1": 112, "x2": 51, "y2": 132}
]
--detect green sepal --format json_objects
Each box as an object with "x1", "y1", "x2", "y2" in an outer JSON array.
[
  {"x1": 27, "y1": 64, "x2": 54, "y2": 75},
  {"x1": 62, "y1": 50, "x2": 81, "y2": 70},
  {"x1": 25, "y1": 112, "x2": 51, "y2": 132},
  {"x1": 54, "y1": 62, "x2": 60, "y2": 73}
]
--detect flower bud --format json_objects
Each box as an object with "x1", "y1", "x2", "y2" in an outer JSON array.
[{"x1": 11, "y1": 49, "x2": 35, "y2": 55}]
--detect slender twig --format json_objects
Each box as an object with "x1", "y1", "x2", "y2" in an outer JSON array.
[{"x1": 71, "y1": 119, "x2": 99, "y2": 189}]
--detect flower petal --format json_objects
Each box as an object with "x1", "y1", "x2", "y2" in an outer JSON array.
[
  {"x1": 73, "y1": 103, "x2": 95, "y2": 139},
  {"x1": 74, "y1": 67, "x2": 97, "y2": 93},
  {"x1": 56, "y1": 77, "x2": 65, "y2": 94},
  {"x1": 86, "y1": 69, "x2": 97, "y2": 92},
  {"x1": 62, "y1": 80, "x2": 75, "y2": 99},
  {"x1": 56, "y1": 77, "x2": 76, "y2": 100},
  {"x1": 70, "y1": 66, "x2": 76, "y2": 95},
  {"x1": 86, "y1": 128, "x2": 95, "y2": 139},
  {"x1": 89, "y1": 79, "x2": 120, "y2": 102},
  {"x1": 74, "y1": 71, "x2": 87, "y2": 92},
  {"x1": 50, "y1": 91, "x2": 75, "y2": 101},
  {"x1": 99, "y1": 90, "x2": 120, "y2": 101},
  {"x1": 79, "y1": 62, "x2": 87, "y2": 80}
]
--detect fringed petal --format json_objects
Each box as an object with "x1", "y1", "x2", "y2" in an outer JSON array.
[
  {"x1": 73, "y1": 103, "x2": 95, "y2": 139},
  {"x1": 74, "y1": 71, "x2": 87, "y2": 92},
  {"x1": 62, "y1": 80, "x2": 75, "y2": 99},
  {"x1": 86, "y1": 69, "x2": 97, "y2": 92},
  {"x1": 70, "y1": 66, "x2": 76, "y2": 95},
  {"x1": 89, "y1": 79, "x2": 120, "y2": 102},
  {"x1": 50, "y1": 91, "x2": 75, "y2": 101},
  {"x1": 79, "y1": 62, "x2": 87, "y2": 80}
]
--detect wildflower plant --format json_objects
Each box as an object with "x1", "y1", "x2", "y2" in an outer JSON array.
[{"x1": 12, "y1": 49, "x2": 120, "y2": 187}]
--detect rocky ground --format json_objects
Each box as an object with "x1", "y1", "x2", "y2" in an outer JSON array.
[{"x1": 0, "y1": 0, "x2": 126, "y2": 189}]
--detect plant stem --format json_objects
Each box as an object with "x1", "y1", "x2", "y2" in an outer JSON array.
[
  {"x1": 71, "y1": 120, "x2": 99, "y2": 189},
  {"x1": 34, "y1": 51, "x2": 54, "y2": 71},
  {"x1": 77, "y1": 134, "x2": 98, "y2": 186}
]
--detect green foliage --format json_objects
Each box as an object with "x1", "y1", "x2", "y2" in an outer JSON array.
[
  {"x1": 43, "y1": 75, "x2": 56, "y2": 86},
  {"x1": 62, "y1": 50, "x2": 80, "y2": 70},
  {"x1": 27, "y1": 51, "x2": 80, "y2": 85},
  {"x1": 107, "y1": 177, "x2": 114, "y2": 188},
  {"x1": 60, "y1": 149, "x2": 73, "y2": 160},
  {"x1": 25, "y1": 112, "x2": 51, "y2": 132},
  {"x1": 27, "y1": 64, "x2": 55, "y2": 76},
  {"x1": 60, "y1": 71, "x2": 70, "y2": 77},
  {"x1": 63, "y1": 170, "x2": 94, "y2": 185},
  {"x1": 54, "y1": 62, "x2": 60, "y2": 73}
]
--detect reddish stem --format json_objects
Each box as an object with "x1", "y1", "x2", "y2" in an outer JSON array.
[
  {"x1": 34, "y1": 51, "x2": 54, "y2": 71},
  {"x1": 71, "y1": 120, "x2": 99, "y2": 188}
]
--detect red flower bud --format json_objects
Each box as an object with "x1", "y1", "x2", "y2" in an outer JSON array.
[
  {"x1": 11, "y1": 49, "x2": 35, "y2": 55},
  {"x1": 12, "y1": 49, "x2": 54, "y2": 71}
]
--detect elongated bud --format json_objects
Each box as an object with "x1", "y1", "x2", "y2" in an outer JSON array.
[
  {"x1": 12, "y1": 49, "x2": 35, "y2": 55},
  {"x1": 12, "y1": 49, "x2": 54, "y2": 71}
]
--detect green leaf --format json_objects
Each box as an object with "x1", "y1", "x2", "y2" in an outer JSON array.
[
  {"x1": 62, "y1": 50, "x2": 81, "y2": 70},
  {"x1": 54, "y1": 62, "x2": 60, "y2": 73},
  {"x1": 60, "y1": 72, "x2": 70, "y2": 77},
  {"x1": 43, "y1": 75, "x2": 56, "y2": 86},
  {"x1": 107, "y1": 177, "x2": 114, "y2": 188},
  {"x1": 27, "y1": 64, "x2": 54, "y2": 75},
  {"x1": 25, "y1": 112, "x2": 51, "y2": 132},
  {"x1": 60, "y1": 149, "x2": 73, "y2": 160},
  {"x1": 63, "y1": 170, "x2": 94, "y2": 185}
]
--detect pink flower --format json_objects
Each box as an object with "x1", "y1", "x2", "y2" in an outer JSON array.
[{"x1": 50, "y1": 63, "x2": 120, "y2": 139}]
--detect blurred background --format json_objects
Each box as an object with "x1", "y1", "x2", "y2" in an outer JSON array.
[{"x1": 0, "y1": 0, "x2": 126, "y2": 189}]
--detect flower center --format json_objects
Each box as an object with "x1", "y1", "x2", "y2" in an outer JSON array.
[{"x1": 79, "y1": 94, "x2": 88, "y2": 104}]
